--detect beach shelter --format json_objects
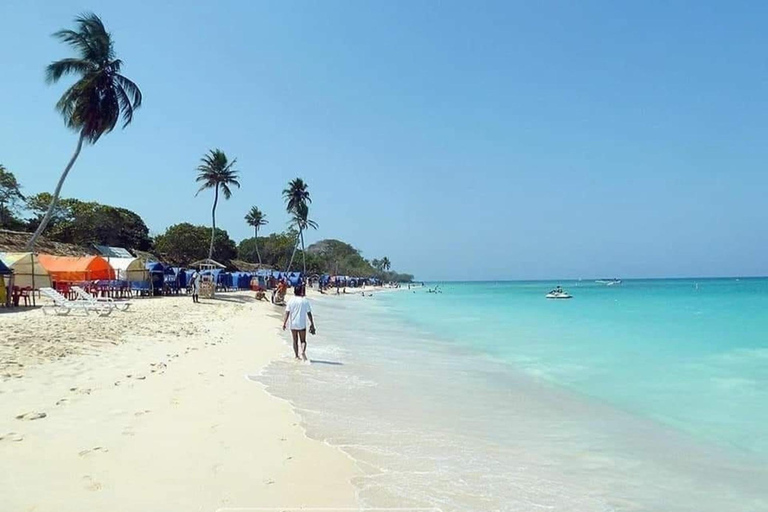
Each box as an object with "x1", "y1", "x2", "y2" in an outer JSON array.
[
  {"x1": 109, "y1": 257, "x2": 151, "y2": 282},
  {"x1": 0, "y1": 252, "x2": 52, "y2": 289},
  {"x1": 37, "y1": 255, "x2": 115, "y2": 282},
  {"x1": 0, "y1": 259, "x2": 10, "y2": 275},
  {"x1": 109, "y1": 257, "x2": 136, "y2": 280}
]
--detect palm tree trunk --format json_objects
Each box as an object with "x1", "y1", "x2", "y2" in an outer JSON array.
[
  {"x1": 300, "y1": 230, "x2": 307, "y2": 277},
  {"x1": 208, "y1": 184, "x2": 219, "y2": 260},
  {"x1": 286, "y1": 229, "x2": 301, "y2": 272},
  {"x1": 255, "y1": 226, "x2": 262, "y2": 266},
  {"x1": 25, "y1": 133, "x2": 85, "y2": 250}
]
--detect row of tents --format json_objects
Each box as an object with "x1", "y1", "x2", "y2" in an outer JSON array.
[{"x1": 0, "y1": 251, "x2": 314, "y2": 294}]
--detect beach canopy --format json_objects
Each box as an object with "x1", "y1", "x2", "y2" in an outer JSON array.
[
  {"x1": 0, "y1": 258, "x2": 11, "y2": 275},
  {"x1": 37, "y1": 255, "x2": 115, "y2": 282},
  {"x1": 110, "y1": 257, "x2": 150, "y2": 282},
  {"x1": 0, "y1": 252, "x2": 52, "y2": 288}
]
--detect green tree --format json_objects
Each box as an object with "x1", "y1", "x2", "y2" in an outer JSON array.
[
  {"x1": 0, "y1": 165, "x2": 25, "y2": 229},
  {"x1": 26, "y1": 13, "x2": 142, "y2": 250},
  {"x1": 196, "y1": 149, "x2": 240, "y2": 261},
  {"x1": 154, "y1": 223, "x2": 237, "y2": 265},
  {"x1": 282, "y1": 178, "x2": 312, "y2": 273},
  {"x1": 238, "y1": 231, "x2": 295, "y2": 269},
  {"x1": 244, "y1": 206, "x2": 268, "y2": 265},
  {"x1": 381, "y1": 257, "x2": 391, "y2": 271},
  {"x1": 24, "y1": 194, "x2": 151, "y2": 249}
]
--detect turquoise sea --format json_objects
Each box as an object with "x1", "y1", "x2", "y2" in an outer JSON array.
[{"x1": 258, "y1": 279, "x2": 768, "y2": 511}]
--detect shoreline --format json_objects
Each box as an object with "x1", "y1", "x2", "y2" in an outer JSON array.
[{"x1": 0, "y1": 291, "x2": 359, "y2": 511}]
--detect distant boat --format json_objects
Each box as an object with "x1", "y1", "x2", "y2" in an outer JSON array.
[
  {"x1": 596, "y1": 279, "x2": 622, "y2": 286},
  {"x1": 546, "y1": 288, "x2": 572, "y2": 299}
]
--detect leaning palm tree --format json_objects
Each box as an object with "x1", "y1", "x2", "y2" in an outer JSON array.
[
  {"x1": 195, "y1": 149, "x2": 240, "y2": 260},
  {"x1": 289, "y1": 202, "x2": 318, "y2": 275},
  {"x1": 381, "y1": 257, "x2": 391, "y2": 271},
  {"x1": 25, "y1": 13, "x2": 142, "y2": 250},
  {"x1": 282, "y1": 178, "x2": 312, "y2": 273},
  {"x1": 244, "y1": 206, "x2": 268, "y2": 265}
]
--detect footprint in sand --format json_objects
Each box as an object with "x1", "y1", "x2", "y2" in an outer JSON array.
[
  {"x1": 134, "y1": 409, "x2": 151, "y2": 417},
  {"x1": 79, "y1": 446, "x2": 109, "y2": 457},
  {"x1": 15, "y1": 411, "x2": 47, "y2": 421},
  {"x1": 55, "y1": 398, "x2": 69, "y2": 406},
  {"x1": 0, "y1": 432, "x2": 24, "y2": 442},
  {"x1": 82, "y1": 475, "x2": 103, "y2": 491},
  {"x1": 122, "y1": 427, "x2": 135, "y2": 437}
]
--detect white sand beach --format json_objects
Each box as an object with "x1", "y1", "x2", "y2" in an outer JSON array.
[{"x1": 0, "y1": 291, "x2": 358, "y2": 511}]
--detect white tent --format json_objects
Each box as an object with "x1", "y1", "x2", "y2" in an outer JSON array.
[
  {"x1": 109, "y1": 257, "x2": 150, "y2": 282},
  {"x1": 0, "y1": 252, "x2": 52, "y2": 289}
]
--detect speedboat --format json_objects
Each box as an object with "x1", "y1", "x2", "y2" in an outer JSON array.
[{"x1": 546, "y1": 290, "x2": 572, "y2": 299}]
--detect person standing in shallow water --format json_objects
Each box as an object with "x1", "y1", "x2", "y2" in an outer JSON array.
[{"x1": 283, "y1": 285, "x2": 316, "y2": 361}]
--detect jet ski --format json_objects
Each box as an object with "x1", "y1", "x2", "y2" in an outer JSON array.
[{"x1": 546, "y1": 287, "x2": 572, "y2": 299}]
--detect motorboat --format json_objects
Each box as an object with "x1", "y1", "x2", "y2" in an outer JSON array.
[
  {"x1": 546, "y1": 288, "x2": 572, "y2": 299},
  {"x1": 596, "y1": 279, "x2": 622, "y2": 286}
]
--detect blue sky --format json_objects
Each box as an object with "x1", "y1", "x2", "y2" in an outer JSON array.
[{"x1": 1, "y1": 0, "x2": 767, "y2": 280}]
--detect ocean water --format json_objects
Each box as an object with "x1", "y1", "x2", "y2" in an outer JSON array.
[{"x1": 257, "y1": 280, "x2": 768, "y2": 511}]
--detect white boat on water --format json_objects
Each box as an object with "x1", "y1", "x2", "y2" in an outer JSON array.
[
  {"x1": 546, "y1": 288, "x2": 572, "y2": 299},
  {"x1": 596, "y1": 279, "x2": 622, "y2": 286}
]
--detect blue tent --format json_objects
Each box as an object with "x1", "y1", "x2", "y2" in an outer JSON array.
[
  {"x1": 0, "y1": 258, "x2": 11, "y2": 275},
  {"x1": 146, "y1": 261, "x2": 173, "y2": 294}
]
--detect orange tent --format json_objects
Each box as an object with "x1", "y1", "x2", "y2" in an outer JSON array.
[{"x1": 37, "y1": 255, "x2": 115, "y2": 282}]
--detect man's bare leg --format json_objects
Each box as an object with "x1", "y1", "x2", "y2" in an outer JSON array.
[
  {"x1": 298, "y1": 329, "x2": 308, "y2": 361},
  {"x1": 291, "y1": 330, "x2": 300, "y2": 360}
]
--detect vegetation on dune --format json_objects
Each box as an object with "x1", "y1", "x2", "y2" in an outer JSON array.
[
  {"x1": 0, "y1": 165, "x2": 26, "y2": 230},
  {"x1": 237, "y1": 236, "x2": 413, "y2": 281},
  {"x1": 26, "y1": 13, "x2": 142, "y2": 250},
  {"x1": 154, "y1": 223, "x2": 237, "y2": 266},
  {"x1": 25, "y1": 194, "x2": 152, "y2": 250},
  {"x1": 195, "y1": 149, "x2": 240, "y2": 260}
]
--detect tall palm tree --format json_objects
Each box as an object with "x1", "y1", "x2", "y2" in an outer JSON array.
[
  {"x1": 289, "y1": 202, "x2": 318, "y2": 275},
  {"x1": 381, "y1": 257, "x2": 391, "y2": 271},
  {"x1": 195, "y1": 149, "x2": 240, "y2": 260},
  {"x1": 25, "y1": 13, "x2": 142, "y2": 250},
  {"x1": 282, "y1": 178, "x2": 312, "y2": 273},
  {"x1": 244, "y1": 206, "x2": 268, "y2": 265}
]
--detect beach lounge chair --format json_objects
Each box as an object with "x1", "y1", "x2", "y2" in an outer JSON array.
[
  {"x1": 71, "y1": 286, "x2": 132, "y2": 312},
  {"x1": 39, "y1": 287, "x2": 113, "y2": 317}
]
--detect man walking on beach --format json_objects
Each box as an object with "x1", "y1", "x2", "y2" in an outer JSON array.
[{"x1": 283, "y1": 285, "x2": 315, "y2": 361}]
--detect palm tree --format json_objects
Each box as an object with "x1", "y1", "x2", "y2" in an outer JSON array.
[
  {"x1": 195, "y1": 149, "x2": 240, "y2": 260},
  {"x1": 244, "y1": 206, "x2": 268, "y2": 265},
  {"x1": 283, "y1": 178, "x2": 311, "y2": 213},
  {"x1": 25, "y1": 13, "x2": 142, "y2": 250},
  {"x1": 381, "y1": 257, "x2": 391, "y2": 271},
  {"x1": 290, "y1": 202, "x2": 318, "y2": 275},
  {"x1": 282, "y1": 178, "x2": 312, "y2": 273}
]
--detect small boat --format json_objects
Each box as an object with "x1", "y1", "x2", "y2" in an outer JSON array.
[
  {"x1": 596, "y1": 279, "x2": 622, "y2": 286},
  {"x1": 546, "y1": 288, "x2": 572, "y2": 299}
]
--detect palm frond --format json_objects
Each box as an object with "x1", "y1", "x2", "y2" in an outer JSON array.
[{"x1": 46, "y1": 58, "x2": 96, "y2": 84}]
